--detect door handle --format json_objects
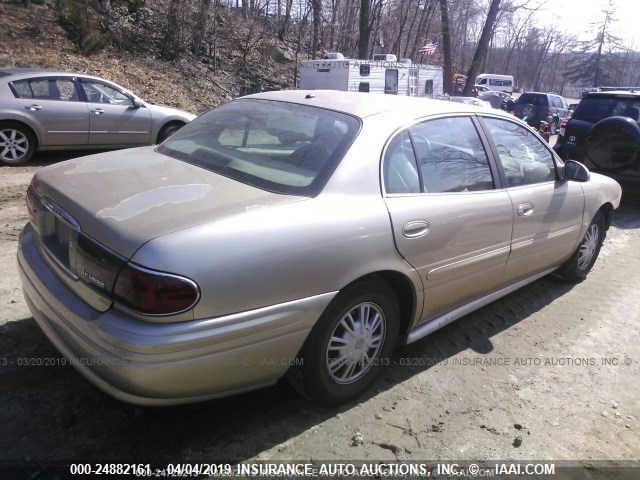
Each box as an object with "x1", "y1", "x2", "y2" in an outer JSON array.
[
  {"x1": 25, "y1": 104, "x2": 42, "y2": 111},
  {"x1": 93, "y1": 108, "x2": 105, "y2": 115},
  {"x1": 402, "y1": 220, "x2": 430, "y2": 238},
  {"x1": 517, "y1": 202, "x2": 534, "y2": 216}
]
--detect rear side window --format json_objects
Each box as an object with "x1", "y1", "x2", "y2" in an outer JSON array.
[
  {"x1": 10, "y1": 77, "x2": 79, "y2": 101},
  {"x1": 409, "y1": 117, "x2": 494, "y2": 193},
  {"x1": 574, "y1": 97, "x2": 640, "y2": 122},
  {"x1": 517, "y1": 93, "x2": 547, "y2": 106},
  {"x1": 483, "y1": 117, "x2": 556, "y2": 186},
  {"x1": 158, "y1": 99, "x2": 360, "y2": 196},
  {"x1": 384, "y1": 131, "x2": 420, "y2": 194}
]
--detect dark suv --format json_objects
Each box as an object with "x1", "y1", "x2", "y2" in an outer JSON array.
[
  {"x1": 554, "y1": 91, "x2": 640, "y2": 197},
  {"x1": 512, "y1": 92, "x2": 571, "y2": 133}
]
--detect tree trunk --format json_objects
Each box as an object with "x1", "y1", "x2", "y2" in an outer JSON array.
[
  {"x1": 162, "y1": 0, "x2": 182, "y2": 60},
  {"x1": 439, "y1": 0, "x2": 453, "y2": 94},
  {"x1": 463, "y1": 0, "x2": 501, "y2": 95},
  {"x1": 358, "y1": 0, "x2": 371, "y2": 59},
  {"x1": 312, "y1": 0, "x2": 322, "y2": 57},
  {"x1": 192, "y1": 0, "x2": 211, "y2": 55},
  {"x1": 278, "y1": 0, "x2": 293, "y2": 39}
]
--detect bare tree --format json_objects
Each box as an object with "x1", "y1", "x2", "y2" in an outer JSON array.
[
  {"x1": 358, "y1": 0, "x2": 371, "y2": 59},
  {"x1": 463, "y1": 0, "x2": 501, "y2": 95},
  {"x1": 312, "y1": 0, "x2": 322, "y2": 57},
  {"x1": 439, "y1": 0, "x2": 453, "y2": 94},
  {"x1": 192, "y1": 0, "x2": 212, "y2": 54}
]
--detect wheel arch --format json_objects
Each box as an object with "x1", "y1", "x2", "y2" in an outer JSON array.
[
  {"x1": 156, "y1": 119, "x2": 185, "y2": 144},
  {"x1": 0, "y1": 118, "x2": 40, "y2": 148},
  {"x1": 599, "y1": 202, "x2": 615, "y2": 230},
  {"x1": 337, "y1": 270, "x2": 419, "y2": 343}
]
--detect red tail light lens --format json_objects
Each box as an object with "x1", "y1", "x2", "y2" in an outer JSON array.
[
  {"x1": 559, "y1": 120, "x2": 568, "y2": 137},
  {"x1": 113, "y1": 263, "x2": 200, "y2": 315}
]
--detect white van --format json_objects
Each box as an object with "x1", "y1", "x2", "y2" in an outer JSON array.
[{"x1": 475, "y1": 74, "x2": 514, "y2": 94}]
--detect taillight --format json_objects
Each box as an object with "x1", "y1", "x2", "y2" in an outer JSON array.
[
  {"x1": 113, "y1": 263, "x2": 200, "y2": 315},
  {"x1": 25, "y1": 184, "x2": 42, "y2": 229},
  {"x1": 559, "y1": 120, "x2": 568, "y2": 137}
]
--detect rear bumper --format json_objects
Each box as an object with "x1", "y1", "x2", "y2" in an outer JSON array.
[{"x1": 18, "y1": 224, "x2": 335, "y2": 406}]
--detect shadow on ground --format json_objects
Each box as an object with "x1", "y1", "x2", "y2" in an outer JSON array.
[{"x1": 0, "y1": 275, "x2": 574, "y2": 463}]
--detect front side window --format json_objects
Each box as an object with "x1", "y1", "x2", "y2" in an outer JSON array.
[
  {"x1": 11, "y1": 77, "x2": 79, "y2": 101},
  {"x1": 483, "y1": 117, "x2": 557, "y2": 186},
  {"x1": 409, "y1": 117, "x2": 494, "y2": 193},
  {"x1": 158, "y1": 99, "x2": 360, "y2": 196},
  {"x1": 81, "y1": 80, "x2": 132, "y2": 106}
]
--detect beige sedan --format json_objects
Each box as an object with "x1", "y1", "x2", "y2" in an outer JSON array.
[{"x1": 18, "y1": 91, "x2": 621, "y2": 406}]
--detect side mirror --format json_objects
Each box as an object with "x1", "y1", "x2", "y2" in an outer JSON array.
[
  {"x1": 131, "y1": 98, "x2": 145, "y2": 109},
  {"x1": 563, "y1": 159, "x2": 590, "y2": 182}
]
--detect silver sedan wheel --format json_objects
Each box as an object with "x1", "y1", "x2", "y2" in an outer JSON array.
[
  {"x1": 578, "y1": 223, "x2": 599, "y2": 270},
  {"x1": 0, "y1": 129, "x2": 29, "y2": 163},
  {"x1": 326, "y1": 302, "x2": 386, "y2": 384}
]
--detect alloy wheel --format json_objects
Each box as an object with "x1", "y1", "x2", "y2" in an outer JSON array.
[
  {"x1": 0, "y1": 129, "x2": 29, "y2": 163},
  {"x1": 578, "y1": 224, "x2": 599, "y2": 270},
  {"x1": 325, "y1": 302, "x2": 386, "y2": 384}
]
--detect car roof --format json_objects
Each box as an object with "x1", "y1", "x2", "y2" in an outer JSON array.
[
  {"x1": 243, "y1": 90, "x2": 497, "y2": 119},
  {"x1": 0, "y1": 68, "x2": 113, "y2": 83},
  {"x1": 586, "y1": 90, "x2": 640, "y2": 98}
]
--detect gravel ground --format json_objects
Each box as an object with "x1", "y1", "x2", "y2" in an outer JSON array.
[{"x1": 0, "y1": 151, "x2": 639, "y2": 465}]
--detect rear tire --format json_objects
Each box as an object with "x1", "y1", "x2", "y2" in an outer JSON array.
[
  {"x1": 558, "y1": 211, "x2": 606, "y2": 282},
  {"x1": 156, "y1": 122, "x2": 184, "y2": 144},
  {"x1": 291, "y1": 278, "x2": 400, "y2": 406},
  {"x1": 0, "y1": 121, "x2": 36, "y2": 165}
]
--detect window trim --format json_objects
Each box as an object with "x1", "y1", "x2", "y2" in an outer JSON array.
[
  {"x1": 9, "y1": 75, "x2": 83, "y2": 102},
  {"x1": 380, "y1": 113, "x2": 502, "y2": 197},
  {"x1": 78, "y1": 77, "x2": 135, "y2": 106},
  {"x1": 475, "y1": 113, "x2": 562, "y2": 188}
]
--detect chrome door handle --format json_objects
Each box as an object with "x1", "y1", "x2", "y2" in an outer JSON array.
[
  {"x1": 93, "y1": 108, "x2": 105, "y2": 115},
  {"x1": 26, "y1": 104, "x2": 42, "y2": 111},
  {"x1": 517, "y1": 202, "x2": 534, "y2": 216},
  {"x1": 402, "y1": 220, "x2": 430, "y2": 238}
]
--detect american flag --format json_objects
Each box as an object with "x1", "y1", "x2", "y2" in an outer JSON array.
[{"x1": 419, "y1": 39, "x2": 440, "y2": 55}]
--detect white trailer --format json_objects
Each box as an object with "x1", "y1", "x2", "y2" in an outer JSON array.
[{"x1": 298, "y1": 54, "x2": 443, "y2": 97}]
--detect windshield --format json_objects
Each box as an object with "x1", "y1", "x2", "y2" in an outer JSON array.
[
  {"x1": 573, "y1": 97, "x2": 640, "y2": 123},
  {"x1": 158, "y1": 99, "x2": 360, "y2": 196}
]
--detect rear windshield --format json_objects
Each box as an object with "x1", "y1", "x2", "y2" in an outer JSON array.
[
  {"x1": 516, "y1": 93, "x2": 547, "y2": 106},
  {"x1": 158, "y1": 99, "x2": 360, "y2": 196},
  {"x1": 573, "y1": 96, "x2": 640, "y2": 122}
]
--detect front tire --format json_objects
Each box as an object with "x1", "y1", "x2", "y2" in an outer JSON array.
[
  {"x1": 156, "y1": 122, "x2": 184, "y2": 144},
  {"x1": 0, "y1": 121, "x2": 36, "y2": 165},
  {"x1": 293, "y1": 278, "x2": 400, "y2": 406},
  {"x1": 559, "y1": 211, "x2": 606, "y2": 282}
]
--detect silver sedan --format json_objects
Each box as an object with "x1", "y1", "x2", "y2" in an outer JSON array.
[
  {"x1": 0, "y1": 68, "x2": 195, "y2": 164},
  {"x1": 18, "y1": 91, "x2": 621, "y2": 406}
]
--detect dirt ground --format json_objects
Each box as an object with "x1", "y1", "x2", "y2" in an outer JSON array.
[{"x1": 0, "y1": 151, "x2": 639, "y2": 465}]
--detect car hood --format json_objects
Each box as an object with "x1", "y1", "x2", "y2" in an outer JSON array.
[
  {"x1": 145, "y1": 103, "x2": 197, "y2": 122},
  {"x1": 31, "y1": 147, "x2": 305, "y2": 258}
]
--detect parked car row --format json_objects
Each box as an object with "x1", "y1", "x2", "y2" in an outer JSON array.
[
  {"x1": 18, "y1": 88, "x2": 621, "y2": 406},
  {"x1": 0, "y1": 68, "x2": 195, "y2": 164}
]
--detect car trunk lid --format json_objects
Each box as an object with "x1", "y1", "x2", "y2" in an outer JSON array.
[{"x1": 29, "y1": 146, "x2": 304, "y2": 311}]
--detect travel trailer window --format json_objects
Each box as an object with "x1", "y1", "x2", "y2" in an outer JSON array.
[
  {"x1": 385, "y1": 69, "x2": 398, "y2": 94},
  {"x1": 360, "y1": 64, "x2": 370, "y2": 76},
  {"x1": 359, "y1": 82, "x2": 370, "y2": 92},
  {"x1": 424, "y1": 80, "x2": 434, "y2": 96}
]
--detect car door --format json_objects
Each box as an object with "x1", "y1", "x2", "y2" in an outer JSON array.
[
  {"x1": 9, "y1": 76, "x2": 89, "y2": 146},
  {"x1": 382, "y1": 116, "x2": 514, "y2": 323},
  {"x1": 79, "y1": 78, "x2": 151, "y2": 146},
  {"x1": 480, "y1": 116, "x2": 584, "y2": 282}
]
